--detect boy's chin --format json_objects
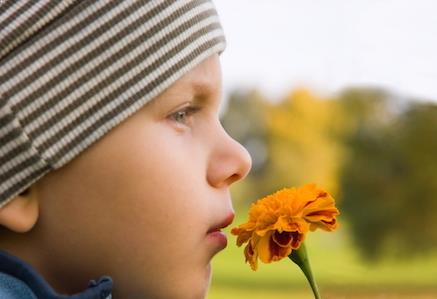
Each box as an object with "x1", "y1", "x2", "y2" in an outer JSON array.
[
  {"x1": 188, "y1": 263, "x2": 213, "y2": 299},
  {"x1": 168, "y1": 263, "x2": 213, "y2": 299}
]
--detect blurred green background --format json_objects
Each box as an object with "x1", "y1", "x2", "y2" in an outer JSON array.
[{"x1": 207, "y1": 87, "x2": 437, "y2": 298}]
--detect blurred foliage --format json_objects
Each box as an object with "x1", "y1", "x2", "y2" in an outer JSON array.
[
  {"x1": 340, "y1": 95, "x2": 437, "y2": 260},
  {"x1": 223, "y1": 88, "x2": 344, "y2": 201},
  {"x1": 221, "y1": 86, "x2": 437, "y2": 260}
]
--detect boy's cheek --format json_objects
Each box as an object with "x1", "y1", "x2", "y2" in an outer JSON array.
[{"x1": 36, "y1": 111, "x2": 215, "y2": 292}]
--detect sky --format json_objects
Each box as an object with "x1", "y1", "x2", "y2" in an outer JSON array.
[{"x1": 214, "y1": 0, "x2": 437, "y2": 103}]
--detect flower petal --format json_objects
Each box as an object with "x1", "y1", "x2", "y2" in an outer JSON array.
[
  {"x1": 272, "y1": 230, "x2": 305, "y2": 249},
  {"x1": 272, "y1": 231, "x2": 293, "y2": 247},
  {"x1": 244, "y1": 242, "x2": 258, "y2": 271},
  {"x1": 257, "y1": 230, "x2": 294, "y2": 264},
  {"x1": 303, "y1": 194, "x2": 340, "y2": 231},
  {"x1": 257, "y1": 231, "x2": 274, "y2": 263},
  {"x1": 231, "y1": 227, "x2": 254, "y2": 246}
]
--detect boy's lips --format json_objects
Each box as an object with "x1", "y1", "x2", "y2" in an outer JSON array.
[
  {"x1": 206, "y1": 212, "x2": 235, "y2": 251},
  {"x1": 207, "y1": 212, "x2": 235, "y2": 234}
]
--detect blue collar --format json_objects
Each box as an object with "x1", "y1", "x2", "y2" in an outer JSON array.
[{"x1": 0, "y1": 250, "x2": 113, "y2": 299}]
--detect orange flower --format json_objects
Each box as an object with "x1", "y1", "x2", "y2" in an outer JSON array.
[{"x1": 231, "y1": 183, "x2": 339, "y2": 271}]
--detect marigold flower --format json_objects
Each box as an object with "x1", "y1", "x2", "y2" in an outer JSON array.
[{"x1": 231, "y1": 183, "x2": 339, "y2": 271}]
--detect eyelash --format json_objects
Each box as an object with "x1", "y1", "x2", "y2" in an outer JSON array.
[{"x1": 169, "y1": 106, "x2": 201, "y2": 126}]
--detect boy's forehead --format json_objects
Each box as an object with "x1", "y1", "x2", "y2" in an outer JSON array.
[
  {"x1": 175, "y1": 56, "x2": 221, "y2": 94},
  {"x1": 146, "y1": 78, "x2": 220, "y2": 114}
]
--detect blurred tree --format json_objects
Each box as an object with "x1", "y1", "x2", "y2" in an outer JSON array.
[
  {"x1": 222, "y1": 88, "x2": 343, "y2": 204},
  {"x1": 339, "y1": 89, "x2": 437, "y2": 259},
  {"x1": 264, "y1": 88, "x2": 343, "y2": 197},
  {"x1": 397, "y1": 104, "x2": 437, "y2": 253}
]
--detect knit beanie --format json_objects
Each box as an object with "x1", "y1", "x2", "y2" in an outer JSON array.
[{"x1": 0, "y1": 0, "x2": 226, "y2": 208}]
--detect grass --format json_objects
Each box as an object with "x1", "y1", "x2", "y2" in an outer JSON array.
[{"x1": 206, "y1": 205, "x2": 437, "y2": 299}]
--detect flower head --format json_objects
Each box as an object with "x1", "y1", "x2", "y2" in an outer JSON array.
[{"x1": 231, "y1": 183, "x2": 339, "y2": 270}]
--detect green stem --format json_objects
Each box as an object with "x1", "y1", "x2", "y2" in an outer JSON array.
[{"x1": 289, "y1": 242, "x2": 321, "y2": 299}]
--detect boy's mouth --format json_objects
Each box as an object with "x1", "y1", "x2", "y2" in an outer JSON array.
[
  {"x1": 206, "y1": 212, "x2": 235, "y2": 252},
  {"x1": 207, "y1": 212, "x2": 235, "y2": 234}
]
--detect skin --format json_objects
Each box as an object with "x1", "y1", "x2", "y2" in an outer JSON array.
[{"x1": 0, "y1": 54, "x2": 252, "y2": 299}]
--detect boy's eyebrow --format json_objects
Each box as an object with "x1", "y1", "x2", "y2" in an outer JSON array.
[{"x1": 191, "y1": 79, "x2": 217, "y2": 98}]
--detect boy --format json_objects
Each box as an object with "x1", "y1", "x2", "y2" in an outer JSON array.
[{"x1": 0, "y1": 1, "x2": 252, "y2": 298}]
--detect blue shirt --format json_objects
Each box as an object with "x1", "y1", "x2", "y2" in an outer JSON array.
[{"x1": 0, "y1": 250, "x2": 112, "y2": 299}]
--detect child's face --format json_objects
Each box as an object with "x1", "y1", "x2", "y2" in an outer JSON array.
[{"x1": 32, "y1": 54, "x2": 252, "y2": 299}]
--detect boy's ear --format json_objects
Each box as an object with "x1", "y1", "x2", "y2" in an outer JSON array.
[{"x1": 0, "y1": 187, "x2": 39, "y2": 233}]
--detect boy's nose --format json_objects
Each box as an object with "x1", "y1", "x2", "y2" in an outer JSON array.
[{"x1": 207, "y1": 125, "x2": 252, "y2": 188}]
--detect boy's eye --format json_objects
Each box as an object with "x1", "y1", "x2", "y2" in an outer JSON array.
[{"x1": 168, "y1": 106, "x2": 201, "y2": 126}]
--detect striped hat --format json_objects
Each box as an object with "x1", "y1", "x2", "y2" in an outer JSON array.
[{"x1": 0, "y1": 0, "x2": 226, "y2": 208}]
